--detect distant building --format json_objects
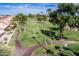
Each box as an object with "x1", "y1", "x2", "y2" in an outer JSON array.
[
  {"x1": 0, "y1": 28, "x2": 5, "y2": 37},
  {"x1": 0, "y1": 16, "x2": 13, "y2": 30},
  {"x1": 0, "y1": 15, "x2": 13, "y2": 45}
]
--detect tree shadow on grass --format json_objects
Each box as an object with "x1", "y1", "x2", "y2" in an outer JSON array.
[
  {"x1": 50, "y1": 27, "x2": 59, "y2": 31},
  {"x1": 40, "y1": 27, "x2": 68, "y2": 40},
  {"x1": 50, "y1": 27, "x2": 68, "y2": 39},
  {"x1": 40, "y1": 30, "x2": 60, "y2": 40}
]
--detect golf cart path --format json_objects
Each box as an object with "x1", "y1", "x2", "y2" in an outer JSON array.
[
  {"x1": 15, "y1": 39, "x2": 41, "y2": 56},
  {"x1": 47, "y1": 39, "x2": 79, "y2": 44},
  {"x1": 15, "y1": 31, "x2": 41, "y2": 56}
]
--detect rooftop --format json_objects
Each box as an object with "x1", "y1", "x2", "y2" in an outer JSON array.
[
  {"x1": 0, "y1": 28, "x2": 4, "y2": 35},
  {"x1": 0, "y1": 16, "x2": 13, "y2": 29}
]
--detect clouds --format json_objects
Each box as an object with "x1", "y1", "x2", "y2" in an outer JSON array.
[
  {"x1": 0, "y1": 3, "x2": 58, "y2": 15},
  {"x1": 3, "y1": 5, "x2": 11, "y2": 7}
]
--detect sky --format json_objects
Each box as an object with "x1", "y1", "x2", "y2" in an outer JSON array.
[{"x1": 0, "y1": 3, "x2": 58, "y2": 15}]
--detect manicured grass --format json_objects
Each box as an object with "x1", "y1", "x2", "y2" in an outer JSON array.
[
  {"x1": 67, "y1": 44, "x2": 79, "y2": 53},
  {"x1": 19, "y1": 17, "x2": 79, "y2": 48},
  {"x1": 59, "y1": 50, "x2": 75, "y2": 56},
  {"x1": 50, "y1": 26, "x2": 79, "y2": 41},
  {"x1": 33, "y1": 47, "x2": 46, "y2": 56},
  {"x1": 64, "y1": 29, "x2": 79, "y2": 41},
  {"x1": 20, "y1": 18, "x2": 53, "y2": 48}
]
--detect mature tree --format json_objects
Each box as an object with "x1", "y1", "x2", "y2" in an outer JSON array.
[
  {"x1": 58, "y1": 3, "x2": 76, "y2": 15},
  {"x1": 36, "y1": 14, "x2": 47, "y2": 21},
  {"x1": 36, "y1": 14, "x2": 41, "y2": 21},
  {"x1": 57, "y1": 13, "x2": 69, "y2": 39},
  {"x1": 75, "y1": 4, "x2": 79, "y2": 31},
  {"x1": 11, "y1": 21, "x2": 17, "y2": 30},
  {"x1": 28, "y1": 13, "x2": 34, "y2": 18},
  {"x1": 13, "y1": 13, "x2": 27, "y2": 35},
  {"x1": 47, "y1": 3, "x2": 78, "y2": 39},
  {"x1": 41, "y1": 15, "x2": 47, "y2": 21},
  {"x1": 68, "y1": 15, "x2": 76, "y2": 29},
  {"x1": 47, "y1": 5, "x2": 68, "y2": 39},
  {"x1": 47, "y1": 9, "x2": 52, "y2": 14},
  {"x1": 58, "y1": 3, "x2": 79, "y2": 30}
]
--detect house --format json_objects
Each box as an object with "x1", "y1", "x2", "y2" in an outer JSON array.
[
  {"x1": 0, "y1": 28, "x2": 5, "y2": 37},
  {"x1": 0, "y1": 16, "x2": 13, "y2": 46},
  {"x1": 0, "y1": 16, "x2": 13, "y2": 30}
]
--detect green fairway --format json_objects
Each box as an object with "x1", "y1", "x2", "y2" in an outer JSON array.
[
  {"x1": 20, "y1": 17, "x2": 53, "y2": 48},
  {"x1": 15, "y1": 17, "x2": 79, "y2": 48},
  {"x1": 63, "y1": 29, "x2": 79, "y2": 41}
]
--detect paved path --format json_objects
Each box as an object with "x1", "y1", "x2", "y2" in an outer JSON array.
[
  {"x1": 15, "y1": 31, "x2": 41, "y2": 56},
  {"x1": 15, "y1": 39, "x2": 40, "y2": 56},
  {"x1": 47, "y1": 39, "x2": 79, "y2": 45},
  {"x1": 5, "y1": 29, "x2": 16, "y2": 47}
]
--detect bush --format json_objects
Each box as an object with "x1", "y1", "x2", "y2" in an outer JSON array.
[{"x1": 0, "y1": 47, "x2": 11, "y2": 56}]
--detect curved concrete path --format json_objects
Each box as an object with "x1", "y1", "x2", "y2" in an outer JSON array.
[{"x1": 15, "y1": 31, "x2": 41, "y2": 56}]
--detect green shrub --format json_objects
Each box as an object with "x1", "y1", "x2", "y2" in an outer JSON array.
[{"x1": 0, "y1": 47, "x2": 11, "y2": 56}]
